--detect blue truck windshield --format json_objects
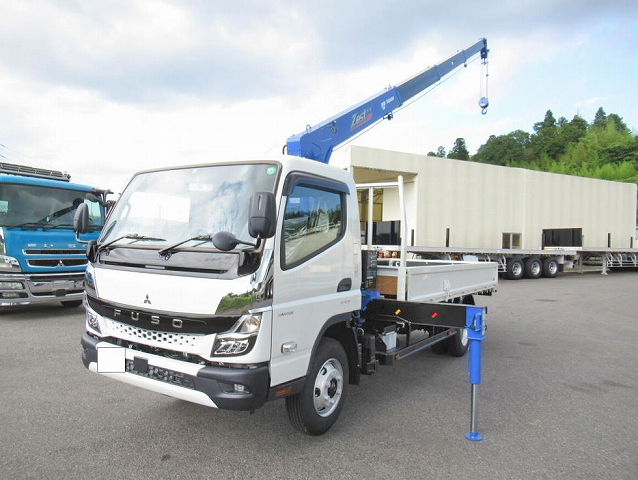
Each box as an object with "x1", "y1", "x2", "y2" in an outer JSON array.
[
  {"x1": 101, "y1": 163, "x2": 279, "y2": 248},
  {"x1": 0, "y1": 184, "x2": 104, "y2": 229}
]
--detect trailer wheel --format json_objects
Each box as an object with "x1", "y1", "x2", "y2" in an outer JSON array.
[
  {"x1": 448, "y1": 328, "x2": 469, "y2": 357},
  {"x1": 542, "y1": 257, "x2": 559, "y2": 278},
  {"x1": 524, "y1": 257, "x2": 542, "y2": 279},
  {"x1": 285, "y1": 338, "x2": 348, "y2": 435},
  {"x1": 506, "y1": 259, "x2": 524, "y2": 280}
]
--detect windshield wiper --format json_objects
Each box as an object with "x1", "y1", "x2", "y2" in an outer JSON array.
[
  {"x1": 158, "y1": 232, "x2": 258, "y2": 258},
  {"x1": 6, "y1": 221, "x2": 46, "y2": 230},
  {"x1": 98, "y1": 233, "x2": 167, "y2": 253},
  {"x1": 158, "y1": 235, "x2": 214, "y2": 257}
]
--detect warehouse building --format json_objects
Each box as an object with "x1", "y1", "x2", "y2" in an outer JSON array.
[{"x1": 338, "y1": 146, "x2": 637, "y2": 250}]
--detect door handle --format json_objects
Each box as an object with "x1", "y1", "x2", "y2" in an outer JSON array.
[{"x1": 337, "y1": 278, "x2": 352, "y2": 292}]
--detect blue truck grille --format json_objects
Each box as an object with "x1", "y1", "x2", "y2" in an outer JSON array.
[
  {"x1": 24, "y1": 249, "x2": 83, "y2": 255},
  {"x1": 27, "y1": 259, "x2": 87, "y2": 267}
]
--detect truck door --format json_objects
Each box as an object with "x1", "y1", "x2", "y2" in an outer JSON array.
[{"x1": 270, "y1": 175, "x2": 356, "y2": 386}]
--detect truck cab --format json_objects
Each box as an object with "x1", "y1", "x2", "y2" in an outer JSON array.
[
  {"x1": 79, "y1": 156, "x2": 359, "y2": 412},
  {"x1": 0, "y1": 163, "x2": 105, "y2": 306}
]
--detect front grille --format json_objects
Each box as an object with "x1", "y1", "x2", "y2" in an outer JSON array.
[
  {"x1": 24, "y1": 249, "x2": 84, "y2": 255},
  {"x1": 87, "y1": 295, "x2": 237, "y2": 334},
  {"x1": 27, "y1": 259, "x2": 87, "y2": 267},
  {"x1": 105, "y1": 318, "x2": 202, "y2": 349},
  {"x1": 32, "y1": 289, "x2": 83, "y2": 297},
  {"x1": 125, "y1": 359, "x2": 196, "y2": 389},
  {"x1": 28, "y1": 274, "x2": 84, "y2": 282}
]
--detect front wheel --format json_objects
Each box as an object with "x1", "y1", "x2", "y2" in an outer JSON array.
[{"x1": 285, "y1": 338, "x2": 348, "y2": 435}]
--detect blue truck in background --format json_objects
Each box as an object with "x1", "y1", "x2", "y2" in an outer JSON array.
[{"x1": 0, "y1": 162, "x2": 107, "y2": 307}]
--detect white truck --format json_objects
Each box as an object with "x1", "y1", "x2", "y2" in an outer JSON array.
[
  {"x1": 75, "y1": 156, "x2": 496, "y2": 435},
  {"x1": 75, "y1": 40, "x2": 497, "y2": 435}
]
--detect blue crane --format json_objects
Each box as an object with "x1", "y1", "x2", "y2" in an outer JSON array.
[{"x1": 286, "y1": 38, "x2": 489, "y2": 164}]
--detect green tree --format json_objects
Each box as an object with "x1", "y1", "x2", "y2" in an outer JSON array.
[
  {"x1": 457, "y1": 106, "x2": 637, "y2": 187},
  {"x1": 472, "y1": 130, "x2": 531, "y2": 166},
  {"x1": 559, "y1": 115, "x2": 588, "y2": 145},
  {"x1": 607, "y1": 113, "x2": 630, "y2": 134},
  {"x1": 447, "y1": 138, "x2": 470, "y2": 160},
  {"x1": 436, "y1": 146, "x2": 446, "y2": 158},
  {"x1": 592, "y1": 107, "x2": 607, "y2": 129},
  {"x1": 532, "y1": 110, "x2": 563, "y2": 160}
]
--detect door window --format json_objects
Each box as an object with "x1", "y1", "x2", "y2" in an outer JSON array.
[{"x1": 282, "y1": 185, "x2": 344, "y2": 268}]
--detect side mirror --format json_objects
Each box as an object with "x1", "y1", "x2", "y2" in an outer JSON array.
[
  {"x1": 248, "y1": 192, "x2": 276, "y2": 239},
  {"x1": 212, "y1": 231, "x2": 239, "y2": 252},
  {"x1": 73, "y1": 203, "x2": 89, "y2": 235}
]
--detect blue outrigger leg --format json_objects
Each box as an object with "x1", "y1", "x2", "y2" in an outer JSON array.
[{"x1": 465, "y1": 307, "x2": 486, "y2": 441}]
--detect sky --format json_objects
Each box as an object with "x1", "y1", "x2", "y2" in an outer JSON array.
[{"x1": 1, "y1": 1, "x2": 637, "y2": 194}]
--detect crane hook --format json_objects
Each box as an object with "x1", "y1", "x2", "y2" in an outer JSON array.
[
  {"x1": 479, "y1": 97, "x2": 489, "y2": 115},
  {"x1": 479, "y1": 44, "x2": 489, "y2": 115}
]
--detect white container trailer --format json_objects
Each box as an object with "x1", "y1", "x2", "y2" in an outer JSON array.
[{"x1": 342, "y1": 146, "x2": 638, "y2": 278}]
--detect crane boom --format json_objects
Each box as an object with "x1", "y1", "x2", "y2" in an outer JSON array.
[{"x1": 286, "y1": 38, "x2": 488, "y2": 164}]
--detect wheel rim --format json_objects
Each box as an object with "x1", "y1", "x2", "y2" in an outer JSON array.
[
  {"x1": 313, "y1": 358, "x2": 344, "y2": 417},
  {"x1": 531, "y1": 261, "x2": 541, "y2": 276},
  {"x1": 512, "y1": 262, "x2": 522, "y2": 276},
  {"x1": 458, "y1": 328, "x2": 468, "y2": 347},
  {"x1": 548, "y1": 261, "x2": 558, "y2": 275}
]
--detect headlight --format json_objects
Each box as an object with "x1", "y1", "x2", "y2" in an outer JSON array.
[
  {"x1": 212, "y1": 334, "x2": 257, "y2": 356},
  {"x1": 211, "y1": 313, "x2": 261, "y2": 356},
  {"x1": 0, "y1": 281, "x2": 24, "y2": 290},
  {"x1": 0, "y1": 255, "x2": 20, "y2": 270}
]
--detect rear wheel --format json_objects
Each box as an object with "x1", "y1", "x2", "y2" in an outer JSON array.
[
  {"x1": 61, "y1": 300, "x2": 83, "y2": 308},
  {"x1": 285, "y1": 338, "x2": 348, "y2": 435},
  {"x1": 524, "y1": 257, "x2": 542, "y2": 279},
  {"x1": 542, "y1": 257, "x2": 559, "y2": 278},
  {"x1": 506, "y1": 258, "x2": 524, "y2": 280}
]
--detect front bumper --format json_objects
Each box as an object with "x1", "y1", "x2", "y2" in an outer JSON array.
[
  {"x1": 81, "y1": 333, "x2": 269, "y2": 411},
  {"x1": 0, "y1": 273, "x2": 84, "y2": 306}
]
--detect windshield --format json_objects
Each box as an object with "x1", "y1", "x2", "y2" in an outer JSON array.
[
  {"x1": 0, "y1": 184, "x2": 104, "y2": 229},
  {"x1": 101, "y1": 163, "x2": 279, "y2": 248}
]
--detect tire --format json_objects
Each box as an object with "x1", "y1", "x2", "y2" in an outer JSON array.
[
  {"x1": 61, "y1": 300, "x2": 83, "y2": 308},
  {"x1": 285, "y1": 338, "x2": 348, "y2": 435},
  {"x1": 506, "y1": 258, "x2": 524, "y2": 280},
  {"x1": 448, "y1": 328, "x2": 469, "y2": 357},
  {"x1": 542, "y1": 257, "x2": 559, "y2": 278},
  {"x1": 524, "y1": 257, "x2": 542, "y2": 279}
]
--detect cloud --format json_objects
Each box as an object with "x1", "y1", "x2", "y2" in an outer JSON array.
[
  {"x1": 1, "y1": 0, "x2": 636, "y2": 105},
  {"x1": 0, "y1": 1, "x2": 313, "y2": 103},
  {"x1": 0, "y1": 0, "x2": 637, "y2": 191}
]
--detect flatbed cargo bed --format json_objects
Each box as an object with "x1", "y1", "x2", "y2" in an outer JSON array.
[{"x1": 374, "y1": 258, "x2": 498, "y2": 302}]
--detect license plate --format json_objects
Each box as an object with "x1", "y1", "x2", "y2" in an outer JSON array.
[{"x1": 97, "y1": 346, "x2": 125, "y2": 373}]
